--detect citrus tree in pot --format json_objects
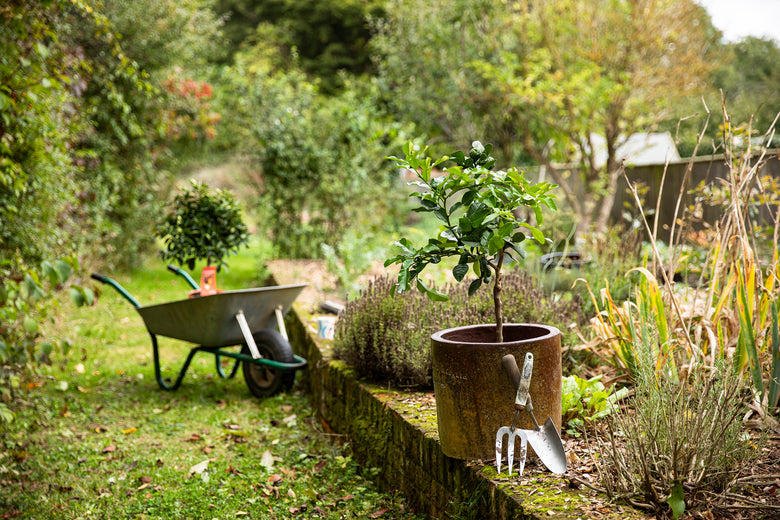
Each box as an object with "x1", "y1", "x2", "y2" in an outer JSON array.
[
  {"x1": 385, "y1": 141, "x2": 562, "y2": 460},
  {"x1": 156, "y1": 180, "x2": 249, "y2": 296}
]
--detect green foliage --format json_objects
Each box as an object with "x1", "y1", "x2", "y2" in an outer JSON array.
[
  {"x1": 1, "y1": 0, "x2": 226, "y2": 271},
  {"x1": 214, "y1": 0, "x2": 385, "y2": 93},
  {"x1": 0, "y1": 256, "x2": 92, "y2": 376},
  {"x1": 0, "y1": 1, "x2": 84, "y2": 262},
  {"x1": 385, "y1": 140, "x2": 557, "y2": 341},
  {"x1": 334, "y1": 271, "x2": 582, "y2": 389},
  {"x1": 372, "y1": 0, "x2": 511, "y2": 160},
  {"x1": 561, "y1": 375, "x2": 628, "y2": 437},
  {"x1": 156, "y1": 181, "x2": 249, "y2": 271},
  {"x1": 321, "y1": 229, "x2": 388, "y2": 299},
  {"x1": 222, "y1": 63, "x2": 409, "y2": 259},
  {"x1": 707, "y1": 37, "x2": 780, "y2": 147}
]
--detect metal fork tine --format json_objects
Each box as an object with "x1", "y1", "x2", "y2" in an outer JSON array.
[
  {"x1": 507, "y1": 432, "x2": 515, "y2": 475},
  {"x1": 517, "y1": 432, "x2": 528, "y2": 476},
  {"x1": 495, "y1": 426, "x2": 510, "y2": 474},
  {"x1": 496, "y1": 427, "x2": 529, "y2": 477}
]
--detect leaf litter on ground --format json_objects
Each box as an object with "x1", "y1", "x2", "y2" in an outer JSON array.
[{"x1": 0, "y1": 256, "x2": 427, "y2": 519}]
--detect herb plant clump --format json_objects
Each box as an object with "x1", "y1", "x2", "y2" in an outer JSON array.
[
  {"x1": 385, "y1": 141, "x2": 557, "y2": 342},
  {"x1": 156, "y1": 180, "x2": 249, "y2": 271},
  {"x1": 334, "y1": 270, "x2": 582, "y2": 389}
]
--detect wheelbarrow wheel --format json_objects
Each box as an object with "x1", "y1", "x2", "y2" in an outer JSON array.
[{"x1": 241, "y1": 330, "x2": 295, "y2": 397}]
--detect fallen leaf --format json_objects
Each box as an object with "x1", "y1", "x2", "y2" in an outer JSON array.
[
  {"x1": 370, "y1": 508, "x2": 390, "y2": 518},
  {"x1": 260, "y1": 450, "x2": 274, "y2": 470},
  {"x1": 189, "y1": 459, "x2": 210, "y2": 476},
  {"x1": 267, "y1": 474, "x2": 282, "y2": 485},
  {"x1": 77, "y1": 386, "x2": 90, "y2": 393},
  {"x1": 226, "y1": 465, "x2": 242, "y2": 475},
  {"x1": 314, "y1": 460, "x2": 327, "y2": 473},
  {"x1": 287, "y1": 488, "x2": 296, "y2": 499},
  {"x1": 102, "y1": 445, "x2": 116, "y2": 454},
  {"x1": 75, "y1": 363, "x2": 85, "y2": 374},
  {"x1": 184, "y1": 434, "x2": 201, "y2": 442},
  {"x1": 122, "y1": 427, "x2": 137, "y2": 435},
  {"x1": 281, "y1": 405, "x2": 294, "y2": 412},
  {"x1": 155, "y1": 459, "x2": 164, "y2": 467},
  {"x1": 339, "y1": 494, "x2": 355, "y2": 502},
  {"x1": 138, "y1": 476, "x2": 152, "y2": 484}
]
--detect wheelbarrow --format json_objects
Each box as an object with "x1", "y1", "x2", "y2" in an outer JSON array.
[{"x1": 90, "y1": 267, "x2": 308, "y2": 398}]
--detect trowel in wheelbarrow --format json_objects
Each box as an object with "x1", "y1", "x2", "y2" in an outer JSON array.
[{"x1": 497, "y1": 353, "x2": 567, "y2": 475}]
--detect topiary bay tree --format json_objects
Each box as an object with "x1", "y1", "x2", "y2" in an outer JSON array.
[{"x1": 156, "y1": 180, "x2": 249, "y2": 274}]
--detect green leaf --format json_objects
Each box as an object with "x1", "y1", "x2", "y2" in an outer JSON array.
[
  {"x1": 458, "y1": 215, "x2": 472, "y2": 233},
  {"x1": 417, "y1": 279, "x2": 448, "y2": 302},
  {"x1": 70, "y1": 287, "x2": 85, "y2": 307},
  {"x1": 498, "y1": 222, "x2": 514, "y2": 237},
  {"x1": 23, "y1": 316, "x2": 38, "y2": 334},
  {"x1": 488, "y1": 235, "x2": 505, "y2": 255},
  {"x1": 452, "y1": 263, "x2": 469, "y2": 282},
  {"x1": 468, "y1": 278, "x2": 482, "y2": 296},
  {"x1": 667, "y1": 482, "x2": 685, "y2": 520},
  {"x1": 53, "y1": 259, "x2": 71, "y2": 284}
]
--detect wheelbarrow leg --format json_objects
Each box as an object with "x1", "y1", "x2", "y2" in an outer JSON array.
[
  {"x1": 150, "y1": 330, "x2": 199, "y2": 391},
  {"x1": 215, "y1": 353, "x2": 241, "y2": 379}
]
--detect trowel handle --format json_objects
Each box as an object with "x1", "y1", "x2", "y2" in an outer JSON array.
[
  {"x1": 501, "y1": 354, "x2": 521, "y2": 388},
  {"x1": 503, "y1": 353, "x2": 533, "y2": 409}
]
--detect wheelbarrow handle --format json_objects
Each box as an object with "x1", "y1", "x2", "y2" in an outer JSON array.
[
  {"x1": 90, "y1": 273, "x2": 141, "y2": 308},
  {"x1": 90, "y1": 273, "x2": 109, "y2": 283},
  {"x1": 166, "y1": 264, "x2": 200, "y2": 291}
]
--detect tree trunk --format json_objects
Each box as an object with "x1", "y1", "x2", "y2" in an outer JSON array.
[
  {"x1": 594, "y1": 163, "x2": 623, "y2": 232},
  {"x1": 493, "y1": 253, "x2": 504, "y2": 343}
]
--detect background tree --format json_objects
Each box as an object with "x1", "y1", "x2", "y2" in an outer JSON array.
[
  {"x1": 372, "y1": 0, "x2": 512, "y2": 160},
  {"x1": 213, "y1": 0, "x2": 385, "y2": 93},
  {"x1": 710, "y1": 36, "x2": 780, "y2": 139},
  {"x1": 477, "y1": 0, "x2": 715, "y2": 234},
  {"x1": 374, "y1": 0, "x2": 716, "y2": 234}
]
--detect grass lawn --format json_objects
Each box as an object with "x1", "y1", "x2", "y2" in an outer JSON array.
[{"x1": 0, "y1": 250, "x2": 425, "y2": 519}]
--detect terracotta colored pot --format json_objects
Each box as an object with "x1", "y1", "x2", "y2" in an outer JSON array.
[{"x1": 431, "y1": 323, "x2": 562, "y2": 460}]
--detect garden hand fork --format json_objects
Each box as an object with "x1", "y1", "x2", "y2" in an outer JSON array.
[{"x1": 495, "y1": 352, "x2": 534, "y2": 476}]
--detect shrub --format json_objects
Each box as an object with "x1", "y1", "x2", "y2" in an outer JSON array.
[
  {"x1": 596, "y1": 362, "x2": 757, "y2": 517},
  {"x1": 0, "y1": 255, "x2": 93, "y2": 399},
  {"x1": 333, "y1": 270, "x2": 583, "y2": 388},
  {"x1": 222, "y1": 63, "x2": 410, "y2": 259}
]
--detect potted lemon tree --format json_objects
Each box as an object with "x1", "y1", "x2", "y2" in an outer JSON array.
[{"x1": 385, "y1": 141, "x2": 562, "y2": 459}]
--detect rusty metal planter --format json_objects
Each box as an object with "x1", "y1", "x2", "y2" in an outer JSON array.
[{"x1": 431, "y1": 323, "x2": 562, "y2": 460}]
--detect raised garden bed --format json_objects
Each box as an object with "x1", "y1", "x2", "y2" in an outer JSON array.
[{"x1": 268, "y1": 260, "x2": 651, "y2": 520}]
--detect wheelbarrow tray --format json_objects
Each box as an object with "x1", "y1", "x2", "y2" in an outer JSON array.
[{"x1": 136, "y1": 283, "x2": 308, "y2": 348}]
